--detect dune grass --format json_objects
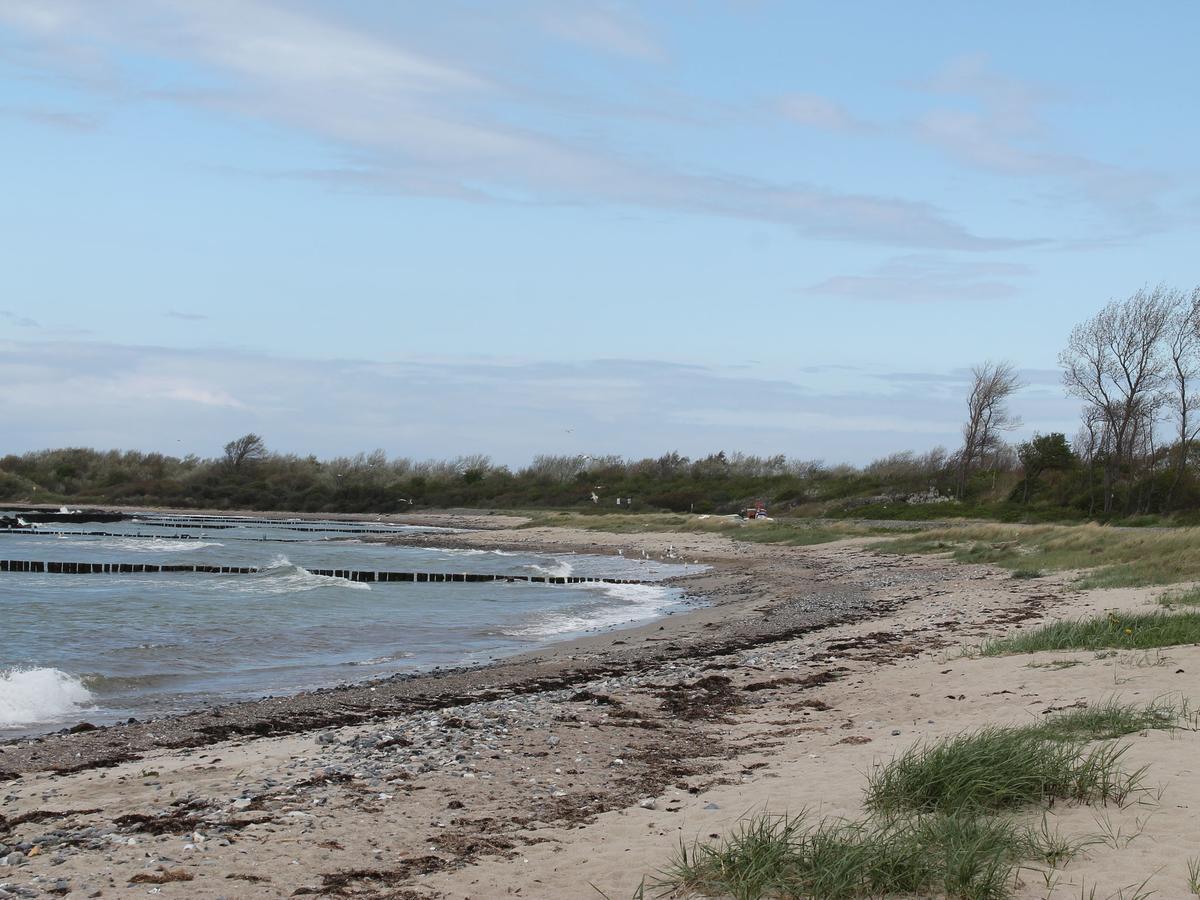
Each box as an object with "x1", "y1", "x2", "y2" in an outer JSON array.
[
  {"x1": 981, "y1": 610, "x2": 1200, "y2": 655},
  {"x1": 877, "y1": 522, "x2": 1200, "y2": 588},
  {"x1": 1159, "y1": 585, "x2": 1200, "y2": 608},
  {"x1": 864, "y1": 727, "x2": 1144, "y2": 817},
  {"x1": 658, "y1": 811, "x2": 1067, "y2": 900},
  {"x1": 522, "y1": 511, "x2": 886, "y2": 546},
  {"x1": 1032, "y1": 699, "x2": 1178, "y2": 741}
]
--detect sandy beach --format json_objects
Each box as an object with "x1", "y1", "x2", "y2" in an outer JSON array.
[{"x1": 2, "y1": 518, "x2": 1198, "y2": 898}]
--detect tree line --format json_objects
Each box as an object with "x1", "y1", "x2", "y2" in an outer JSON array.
[{"x1": 3, "y1": 285, "x2": 1200, "y2": 521}]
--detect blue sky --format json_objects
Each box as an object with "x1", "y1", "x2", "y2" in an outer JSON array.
[{"x1": 1, "y1": 1, "x2": 1197, "y2": 464}]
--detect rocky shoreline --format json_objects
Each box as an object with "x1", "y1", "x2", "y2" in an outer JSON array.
[{"x1": 0, "y1": 541, "x2": 870, "y2": 778}]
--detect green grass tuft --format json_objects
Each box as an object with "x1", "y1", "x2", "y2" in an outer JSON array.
[
  {"x1": 981, "y1": 611, "x2": 1200, "y2": 655},
  {"x1": 864, "y1": 726, "x2": 1145, "y2": 817},
  {"x1": 1031, "y1": 699, "x2": 1177, "y2": 741},
  {"x1": 1159, "y1": 585, "x2": 1200, "y2": 608},
  {"x1": 658, "y1": 811, "x2": 1046, "y2": 900},
  {"x1": 1010, "y1": 567, "x2": 1043, "y2": 579}
]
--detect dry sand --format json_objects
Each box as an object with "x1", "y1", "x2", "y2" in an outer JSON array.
[{"x1": 2, "y1": 518, "x2": 1198, "y2": 898}]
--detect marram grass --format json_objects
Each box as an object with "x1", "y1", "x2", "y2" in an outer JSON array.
[
  {"x1": 1159, "y1": 585, "x2": 1200, "y2": 608},
  {"x1": 657, "y1": 811, "x2": 1045, "y2": 900},
  {"x1": 1031, "y1": 698, "x2": 1178, "y2": 741},
  {"x1": 981, "y1": 610, "x2": 1200, "y2": 655},
  {"x1": 864, "y1": 726, "x2": 1145, "y2": 817},
  {"x1": 878, "y1": 522, "x2": 1200, "y2": 588}
]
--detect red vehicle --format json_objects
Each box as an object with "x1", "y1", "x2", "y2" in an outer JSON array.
[{"x1": 740, "y1": 499, "x2": 767, "y2": 519}]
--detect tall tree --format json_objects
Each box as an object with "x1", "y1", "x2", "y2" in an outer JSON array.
[
  {"x1": 223, "y1": 433, "x2": 267, "y2": 469},
  {"x1": 1164, "y1": 288, "x2": 1200, "y2": 507},
  {"x1": 1059, "y1": 286, "x2": 1174, "y2": 513},
  {"x1": 957, "y1": 360, "x2": 1022, "y2": 497},
  {"x1": 1016, "y1": 432, "x2": 1075, "y2": 503}
]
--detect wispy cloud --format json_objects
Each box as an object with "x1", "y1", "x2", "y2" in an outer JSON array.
[
  {"x1": 0, "y1": 105, "x2": 99, "y2": 131},
  {"x1": 0, "y1": 1, "x2": 1022, "y2": 250},
  {"x1": 537, "y1": 4, "x2": 666, "y2": 61},
  {"x1": 807, "y1": 254, "x2": 1031, "y2": 302},
  {"x1": 778, "y1": 93, "x2": 873, "y2": 134},
  {"x1": 0, "y1": 310, "x2": 41, "y2": 328},
  {"x1": 911, "y1": 54, "x2": 1175, "y2": 237},
  {"x1": 166, "y1": 310, "x2": 209, "y2": 321}
]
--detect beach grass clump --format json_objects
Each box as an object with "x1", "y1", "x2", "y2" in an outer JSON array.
[
  {"x1": 981, "y1": 611, "x2": 1200, "y2": 655},
  {"x1": 1031, "y1": 699, "x2": 1178, "y2": 741},
  {"x1": 864, "y1": 726, "x2": 1144, "y2": 817},
  {"x1": 877, "y1": 523, "x2": 1200, "y2": 588},
  {"x1": 1159, "y1": 585, "x2": 1200, "y2": 608},
  {"x1": 1025, "y1": 659, "x2": 1083, "y2": 670},
  {"x1": 659, "y1": 811, "x2": 1042, "y2": 900}
]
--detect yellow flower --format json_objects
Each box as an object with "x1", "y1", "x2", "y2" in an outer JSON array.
[{"x1": 1124, "y1": 628, "x2": 1133, "y2": 635}]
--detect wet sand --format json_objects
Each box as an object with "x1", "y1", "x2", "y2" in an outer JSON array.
[{"x1": 2, "y1": 518, "x2": 1198, "y2": 898}]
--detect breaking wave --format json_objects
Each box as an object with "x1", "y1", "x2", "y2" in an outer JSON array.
[
  {"x1": 525, "y1": 559, "x2": 575, "y2": 578},
  {"x1": 236, "y1": 556, "x2": 371, "y2": 593},
  {"x1": 0, "y1": 667, "x2": 94, "y2": 727},
  {"x1": 503, "y1": 582, "x2": 680, "y2": 637},
  {"x1": 96, "y1": 537, "x2": 224, "y2": 553}
]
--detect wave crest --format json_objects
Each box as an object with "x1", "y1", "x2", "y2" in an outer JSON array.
[
  {"x1": 0, "y1": 667, "x2": 94, "y2": 727},
  {"x1": 98, "y1": 537, "x2": 224, "y2": 553},
  {"x1": 242, "y1": 556, "x2": 371, "y2": 592},
  {"x1": 504, "y1": 583, "x2": 679, "y2": 637},
  {"x1": 526, "y1": 559, "x2": 575, "y2": 578}
]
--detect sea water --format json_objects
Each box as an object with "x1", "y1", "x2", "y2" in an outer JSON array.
[{"x1": 0, "y1": 514, "x2": 703, "y2": 735}]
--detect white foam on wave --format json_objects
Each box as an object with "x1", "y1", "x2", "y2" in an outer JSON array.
[
  {"x1": 503, "y1": 582, "x2": 679, "y2": 637},
  {"x1": 98, "y1": 537, "x2": 224, "y2": 553},
  {"x1": 0, "y1": 667, "x2": 94, "y2": 727},
  {"x1": 238, "y1": 555, "x2": 371, "y2": 593},
  {"x1": 348, "y1": 652, "x2": 415, "y2": 666},
  {"x1": 526, "y1": 558, "x2": 575, "y2": 578}
]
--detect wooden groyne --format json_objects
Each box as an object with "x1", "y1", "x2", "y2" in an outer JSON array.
[
  {"x1": 1, "y1": 528, "x2": 310, "y2": 543},
  {"x1": 2, "y1": 529, "x2": 213, "y2": 539},
  {"x1": 0, "y1": 559, "x2": 642, "y2": 585}
]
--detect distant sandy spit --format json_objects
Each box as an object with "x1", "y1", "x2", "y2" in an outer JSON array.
[{"x1": 1, "y1": 520, "x2": 1197, "y2": 898}]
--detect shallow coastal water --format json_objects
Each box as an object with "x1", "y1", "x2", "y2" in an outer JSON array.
[{"x1": 0, "y1": 514, "x2": 702, "y2": 735}]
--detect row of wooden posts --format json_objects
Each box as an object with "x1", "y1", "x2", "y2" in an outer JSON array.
[
  {"x1": 0, "y1": 559, "x2": 641, "y2": 585},
  {"x1": 129, "y1": 521, "x2": 414, "y2": 534},
  {"x1": 0, "y1": 529, "x2": 309, "y2": 543}
]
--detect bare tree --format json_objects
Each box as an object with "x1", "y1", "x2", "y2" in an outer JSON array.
[
  {"x1": 223, "y1": 433, "x2": 267, "y2": 469},
  {"x1": 1164, "y1": 288, "x2": 1200, "y2": 507},
  {"x1": 957, "y1": 360, "x2": 1022, "y2": 497},
  {"x1": 1059, "y1": 286, "x2": 1174, "y2": 513},
  {"x1": 1073, "y1": 406, "x2": 1110, "y2": 516}
]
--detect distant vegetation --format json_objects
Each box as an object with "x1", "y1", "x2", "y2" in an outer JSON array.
[
  {"x1": 6, "y1": 286, "x2": 1200, "y2": 522},
  {"x1": 0, "y1": 439, "x2": 1104, "y2": 517},
  {"x1": 0, "y1": 433, "x2": 1196, "y2": 522}
]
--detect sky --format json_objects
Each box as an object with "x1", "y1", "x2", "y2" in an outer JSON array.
[{"x1": 2, "y1": 1, "x2": 1198, "y2": 465}]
